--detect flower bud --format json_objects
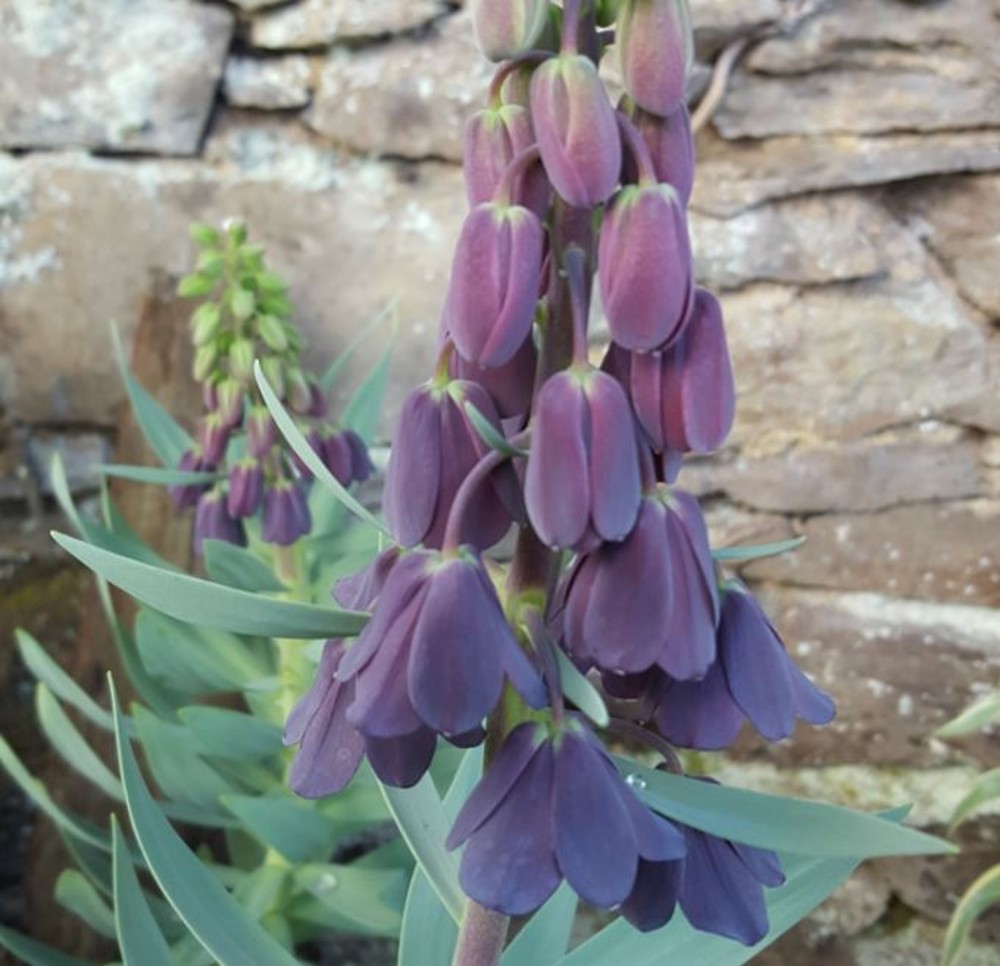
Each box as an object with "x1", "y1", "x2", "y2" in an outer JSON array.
[
  {"x1": 262, "y1": 480, "x2": 311, "y2": 546},
  {"x1": 193, "y1": 344, "x2": 218, "y2": 384},
  {"x1": 598, "y1": 183, "x2": 693, "y2": 351},
  {"x1": 445, "y1": 202, "x2": 544, "y2": 369},
  {"x1": 259, "y1": 357, "x2": 286, "y2": 400},
  {"x1": 525, "y1": 367, "x2": 641, "y2": 551},
  {"x1": 228, "y1": 338, "x2": 255, "y2": 384},
  {"x1": 286, "y1": 368, "x2": 313, "y2": 414},
  {"x1": 246, "y1": 405, "x2": 277, "y2": 460},
  {"x1": 471, "y1": 0, "x2": 549, "y2": 61},
  {"x1": 384, "y1": 381, "x2": 512, "y2": 550},
  {"x1": 463, "y1": 106, "x2": 550, "y2": 216},
  {"x1": 226, "y1": 459, "x2": 264, "y2": 518},
  {"x1": 630, "y1": 289, "x2": 735, "y2": 454},
  {"x1": 344, "y1": 429, "x2": 374, "y2": 483},
  {"x1": 193, "y1": 489, "x2": 246, "y2": 555},
  {"x1": 621, "y1": 99, "x2": 695, "y2": 204},
  {"x1": 618, "y1": 0, "x2": 694, "y2": 118},
  {"x1": 190, "y1": 302, "x2": 221, "y2": 345},
  {"x1": 257, "y1": 313, "x2": 288, "y2": 353},
  {"x1": 168, "y1": 449, "x2": 213, "y2": 509},
  {"x1": 215, "y1": 377, "x2": 245, "y2": 429},
  {"x1": 199, "y1": 412, "x2": 231, "y2": 465},
  {"x1": 320, "y1": 428, "x2": 373, "y2": 487},
  {"x1": 530, "y1": 54, "x2": 621, "y2": 207}
]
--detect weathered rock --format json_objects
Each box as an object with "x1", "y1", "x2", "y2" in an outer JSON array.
[
  {"x1": 692, "y1": 193, "x2": 886, "y2": 291},
  {"x1": 737, "y1": 586, "x2": 1000, "y2": 768},
  {"x1": 745, "y1": 500, "x2": 1000, "y2": 608},
  {"x1": 689, "y1": 0, "x2": 782, "y2": 53},
  {"x1": 716, "y1": 0, "x2": 1000, "y2": 140},
  {"x1": 691, "y1": 128, "x2": 1000, "y2": 217},
  {"x1": 228, "y1": 0, "x2": 286, "y2": 11},
  {"x1": 681, "y1": 425, "x2": 986, "y2": 514},
  {"x1": 250, "y1": 0, "x2": 446, "y2": 50},
  {"x1": 886, "y1": 174, "x2": 1000, "y2": 321},
  {"x1": 306, "y1": 10, "x2": 492, "y2": 161},
  {"x1": 0, "y1": 0, "x2": 233, "y2": 155},
  {"x1": 701, "y1": 500, "x2": 793, "y2": 553},
  {"x1": 0, "y1": 148, "x2": 465, "y2": 433},
  {"x1": 223, "y1": 55, "x2": 313, "y2": 111},
  {"x1": 24, "y1": 433, "x2": 111, "y2": 499}
]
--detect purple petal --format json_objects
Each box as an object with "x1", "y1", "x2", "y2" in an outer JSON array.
[
  {"x1": 654, "y1": 662, "x2": 745, "y2": 750},
  {"x1": 447, "y1": 722, "x2": 545, "y2": 849},
  {"x1": 579, "y1": 499, "x2": 671, "y2": 673},
  {"x1": 408, "y1": 559, "x2": 505, "y2": 735},
  {"x1": 285, "y1": 641, "x2": 344, "y2": 746},
  {"x1": 621, "y1": 858, "x2": 682, "y2": 933},
  {"x1": 365, "y1": 728, "x2": 437, "y2": 789},
  {"x1": 553, "y1": 731, "x2": 638, "y2": 908},
  {"x1": 630, "y1": 350, "x2": 666, "y2": 451},
  {"x1": 789, "y1": 661, "x2": 837, "y2": 727},
  {"x1": 525, "y1": 373, "x2": 590, "y2": 549},
  {"x1": 384, "y1": 388, "x2": 442, "y2": 546},
  {"x1": 670, "y1": 490, "x2": 719, "y2": 623},
  {"x1": 731, "y1": 842, "x2": 785, "y2": 889},
  {"x1": 586, "y1": 371, "x2": 641, "y2": 541},
  {"x1": 458, "y1": 741, "x2": 561, "y2": 916},
  {"x1": 680, "y1": 828, "x2": 770, "y2": 946}
]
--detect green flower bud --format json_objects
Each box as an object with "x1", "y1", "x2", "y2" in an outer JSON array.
[
  {"x1": 258, "y1": 314, "x2": 289, "y2": 353},
  {"x1": 190, "y1": 302, "x2": 221, "y2": 346},
  {"x1": 229, "y1": 338, "x2": 256, "y2": 383},
  {"x1": 193, "y1": 343, "x2": 218, "y2": 383}
]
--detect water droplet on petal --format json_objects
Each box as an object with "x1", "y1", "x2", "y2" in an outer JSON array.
[{"x1": 625, "y1": 773, "x2": 647, "y2": 790}]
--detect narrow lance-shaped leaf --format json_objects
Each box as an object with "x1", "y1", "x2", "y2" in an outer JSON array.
[
  {"x1": 343, "y1": 342, "x2": 392, "y2": 445},
  {"x1": 53, "y1": 532, "x2": 368, "y2": 639},
  {"x1": 99, "y1": 464, "x2": 219, "y2": 486},
  {"x1": 321, "y1": 298, "x2": 398, "y2": 391},
  {"x1": 936, "y1": 689, "x2": 1000, "y2": 738},
  {"x1": 111, "y1": 323, "x2": 193, "y2": 467},
  {"x1": 712, "y1": 537, "x2": 806, "y2": 563},
  {"x1": 111, "y1": 817, "x2": 174, "y2": 966},
  {"x1": 110, "y1": 678, "x2": 301, "y2": 966},
  {"x1": 0, "y1": 926, "x2": 93, "y2": 966},
  {"x1": 55, "y1": 870, "x2": 117, "y2": 938},
  {"x1": 463, "y1": 401, "x2": 528, "y2": 457},
  {"x1": 255, "y1": 361, "x2": 389, "y2": 536},
  {"x1": 941, "y1": 864, "x2": 1000, "y2": 966},
  {"x1": 616, "y1": 758, "x2": 954, "y2": 858}
]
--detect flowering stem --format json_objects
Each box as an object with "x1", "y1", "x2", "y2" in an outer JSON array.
[
  {"x1": 564, "y1": 247, "x2": 590, "y2": 366},
  {"x1": 451, "y1": 900, "x2": 510, "y2": 966},
  {"x1": 487, "y1": 51, "x2": 551, "y2": 105},
  {"x1": 561, "y1": 0, "x2": 586, "y2": 53}
]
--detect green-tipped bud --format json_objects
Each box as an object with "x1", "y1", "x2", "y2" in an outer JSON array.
[
  {"x1": 228, "y1": 338, "x2": 256, "y2": 384},
  {"x1": 215, "y1": 378, "x2": 245, "y2": 428},
  {"x1": 286, "y1": 368, "x2": 313, "y2": 414},
  {"x1": 471, "y1": 0, "x2": 549, "y2": 61},
  {"x1": 618, "y1": 0, "x2": 694, "y2": 117},
  {"x1": 260, "y1": 357, "x2": 286, "y2": 400},
  {"x1": 258, "y1": 314, "x2": 289, "y2": 353},
  {"x1": 190, "y1": 302, "x2": 222, "y2": 346},
  {"x1": 193, "y1": 343, "x2": 218, "y2": 383},
  {"x1": 231, "y1": 286, "x2": 256, "y2": 323}
]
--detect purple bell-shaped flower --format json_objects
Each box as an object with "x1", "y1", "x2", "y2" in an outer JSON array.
[
  {"x1": 168, "y1": 448, "x2": 213, "y2": 510},
  {"x1": 629, "y1": 288, "x2": 735, "y2": 454},
  {"x1": 383, "y1": 380, "x2": 512, "y2": 550},
  {"x1": 193, "y1": 488, "x2": 246, "y2": 555},
  {"x1": 261, "y1": 480, "x2": 311, "y2": 546},
  {"x1": 471, "y1": 0, "x2": 550, "y2": 61},
  {"x1": 530, "y1": 53, "x2": 622, "y2": 207},
  {"x1": 598, "y1": 181, "x2": 694, "y2": 351},
  {"x1": 617, "y1": 0, "x2": 694, "y2": 118},
  {"x1": 447, "y1": 718, "x2": 685, "y2": 916},
  {"x1": 226, "y1": 459, "x2": 264, "y2": 518},
  {"x1": 562, "y1": 486, "x2": 718, "y2": 679},
  {"x1": 525, "y1": 367, "x2": 642, "y2": 551},
  {"x1": 621, "y1": 99, "x2": 695, "y2": 205},
  {"x1": 337, "y1": 549, "x2": 546, "y2": 740}
]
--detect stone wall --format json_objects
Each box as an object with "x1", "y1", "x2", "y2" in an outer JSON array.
[{"x1": 1, "y1": 0, "x2": 999, "y2": 962}]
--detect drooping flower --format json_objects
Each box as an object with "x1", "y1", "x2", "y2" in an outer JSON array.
[
  {"x1": 628, "y1": 288, "x2": 735, "y2": 454},
  {"x1": 337, "y1": 549, "x2": 546, "y2": 741},
  {"x1": 320, "y1": 427, "x2": 374, "y2": 487},
  {"x1": 193, "y1": 488, "x2": 246, "y2": 554},
  {"x1": 618, "y1": 0, "x2": 694, "y2": 118},
  {"x1": 226, "y1": 459, "x2": 264, "y2": 518},
  {"x1": 168, "y1": 448, "x2": 213, "y2": 509},
  {"x1": 245, "y1": 404, "x2": 277, "y2": 460},
  {"x1": 562, "y1": 486, "x2": 718, "y2": 679},
  {"x1": 598, "y1": 182, "x2": 693, "y2": 351},
  {"x1": 621, "y1": 99, "x2": 695, "y2": 205},
  {"x1": 261, "y1": 480, "x2": 311, "y2": 546},
  {"x1": 525, "y1": 367, "x2": 642, "y2": 551},
  {"x1": 445, "y1": 199, "x2": 545, "y2": 369},
  {"x1": 383, "y1": 381, "x2": 512, "y2": 550},
  {"x1": 199, "y1": 411, "x2": 231, "y2": 465},
  {"x1": 530, "y1": 53, "x2": 622, "y2": 207},
  {"x1": 714, "y1": 581, "x2": 836, "y2": 741},
  {"x1": 450, "y1": 329, "x2": 539, "y2": 421},
  {"x1": 447, "y1": 718, "x2": 685, "y2": 916}
]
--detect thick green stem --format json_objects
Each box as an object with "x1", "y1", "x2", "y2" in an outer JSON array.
[{"x1": 451, "y1": 901, "x2": 510, "y2": 966}]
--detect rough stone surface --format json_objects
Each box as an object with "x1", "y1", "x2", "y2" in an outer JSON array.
[
  {"x1": 250, "y1": 0, "x2": 446, "y2": 50},
  {"x1": 0, "y1": 150, "x2": 463, "y2": 430},
  {"x1": 0, "y1": 0, "x2": 233, "y2": 155},
  {"x1": 681, "y1": 425, "x2": 987, "y2": 514},
  {"x1": 886, "y1": 174, "x2": 1000, "y2": 320},
  {"x1": 742, "y1": 587, "x2": 1000, "y2": 769},
  {"x1": 717, "y1": 0, "x2": 1000, "y2": 139},
  {"x1": 223, "y1": 55, "x2": 313, "y2": 110},
  {"x1": 692, "y1": 128, "x2": 1000, "y2": 217},
  {"x1": 745, "y1": 499, "x2": 1000, "y2": 608},
  {"x1": 689, "y1": 0, "x2": 783, "y2": 52},
  {"x1": 306, "y1": 10, "x2": 492, "y2": 160},
  {"x1": 692, "y1": 193, "x2": 887, "y2": 291}
]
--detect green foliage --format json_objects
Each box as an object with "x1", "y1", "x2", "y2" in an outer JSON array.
[{"x1": 940, "y1": 683, "x2": 1000, "y2": 964}]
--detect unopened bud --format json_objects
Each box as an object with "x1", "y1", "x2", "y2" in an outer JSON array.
[
  {"x1": 190, "y1": 302, "x2": 221, "y2": 345},
  {"x1": 215, "y1": 378, "x2": 245, "y2": 429},
  {"x1": 471, "y1": 0, "x2": 549, "y2": 61},
  {"x1": 445, "y1": 202, "x2": 545, "y2": 369},
  {"x1": 257, "y1": 314, "x2": 289, "y2": 353},
  {"x1": 246, "y1": 405, "x2": 277, "y2": 460},
  {"x1": 598, "y1": 183, "x2": 693, "y2": 351},
  {"x1": 193, "y1": 343, "x2": 218, "y2": 383},
  {"x1": 621, "y1": 98, "x2": 695, "y2": 204},
  {"x1": 618, "y1": 0, "x2": 694, "y2": 117},
  {"x1": 226, "y1": 459, "x2": 264, "y2": 518},
  {"x1": 530, "y1": 54, "x2": 621, "y2": 207},
  {"x1": 260, "y1": 357, "x2": 286, "y2": 400},
  {"x1": 228, "y1": 338, "x2": 255, "y2": 384}
]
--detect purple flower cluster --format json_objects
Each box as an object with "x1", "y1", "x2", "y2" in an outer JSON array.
[{"x1": 287, "y1": 0, "x2": 836, "y2": 945}]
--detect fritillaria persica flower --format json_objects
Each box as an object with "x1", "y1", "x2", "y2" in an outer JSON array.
[{"x1": 618, "y1": 0, "x2": 694, "y2": 118}]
